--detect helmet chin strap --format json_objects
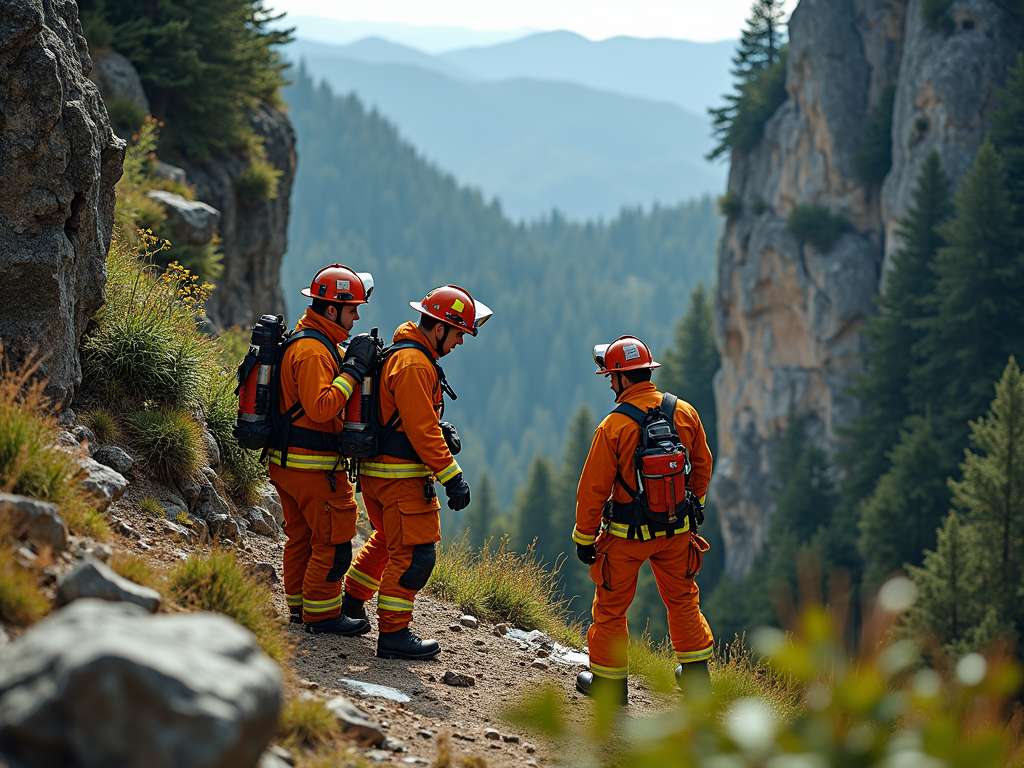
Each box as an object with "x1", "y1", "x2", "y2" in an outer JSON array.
[{"x1": 435, "y1": 324, "x2": 451, "y2": 356}]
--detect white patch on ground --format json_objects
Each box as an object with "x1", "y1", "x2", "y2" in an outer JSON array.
[
  {"x1": 339, "y1": 678, "x2": 412, "y2": 702},
  {"x1": 503, "y1": 629, "x2": 590, "y2": 667}
]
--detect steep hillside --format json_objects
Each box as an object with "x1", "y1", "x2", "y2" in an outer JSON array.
[
  {"x1": 285, "y1": 41, "x2": 723, "y2": 219},
  {"x1": 282, "y1": 71, "x2": 721, "y2": 502},
  {"x1": 713, "y1": 0, "x2": 1021, "y2": 580}
]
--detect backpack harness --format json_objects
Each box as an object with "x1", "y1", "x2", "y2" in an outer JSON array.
[{"x1": 605, "y1": 392, "x2": 700, "y2": 540}]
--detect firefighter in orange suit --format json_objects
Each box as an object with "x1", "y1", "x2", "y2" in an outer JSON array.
[
  {"x1": 342, "y1": 285, "x2": 492, "y2": 659},
  {"x1": 573, "y1": 335, "x2": 714, "y2": 704},
  {"x1": 268, "y1": 264, "x2": 378, "y2": 636}
]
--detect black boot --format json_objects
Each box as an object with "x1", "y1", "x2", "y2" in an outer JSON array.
[
  {"x1": 675, "y1": 660, "x2": 711, "y2": 694},
  {"x1": 341, "y1": 593, "x2": 368, "y2": 622},
  {"x1": 575, "y1": 670, "x2": 628, "y2": 706},
  {"x1": 304, "y1": 613, "x2": 370, "y2": 636},
  {"x1": 289, "y1": 606, "x2": 302, "y2": 625},
  {"x1": 377, "y1": 627, "x2": 441, "y2": 660}
]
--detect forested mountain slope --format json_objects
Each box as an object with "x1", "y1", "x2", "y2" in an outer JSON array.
[
  {"x1": 282, "y1": 70, "x2": 721, "y2": 500},
  {"x1": 284, "y1": 44, "x2": 723, "y2": 219}
]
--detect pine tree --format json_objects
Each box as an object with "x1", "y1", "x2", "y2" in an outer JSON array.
[
  {"x1": 949, "y1": 357, "x2": 1024, "y2": 625},
  {"x1": 708, "y1": 0, "x2": 788, "y2": 160},
  {"x1": 514, "y1": 456, "x2": 560, "y2": 566},
  {"x1": 989, "y1": 53, "x2": 1024, "y2": 220},
  {"x1": 911, "y1": 140, "x2": 1024, "y2": 443},
  {"x1": 902, "y1": 511, "x2": 996, "y2": 653},
  {"x1": 658, "y1": 284, "x2": 720, "y2": 455},
  {"x1": 466, "y1": 472, "x2": 498, "y2": 548},
  {"x1": 840, "y1": 151, "x2": 953, "y2": 514},
  {"x1": 554, "y1": 407, "x2": 597, "y2": 606},
  {"x1": 858, "y1": 413, "x2": 949, "y2": 591}
]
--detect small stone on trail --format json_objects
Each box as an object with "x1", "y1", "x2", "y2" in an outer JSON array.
[
  {"x1": 417, "y1": 730, "x2": 433, "y2": 739},
  {"x1": 383, "y1": 737, "x2": 406, "y2": 752},
  {"x1": 448, "y1": 624, "x2": 463, "y2": 632},
  {"x1": 250, "y1": 562, "x2": 279, "y2": 585},
  {"x1": 530, "y1": 659, "x2": 550, "y2": 671},
  {"x1": 485, "y1": 728, "x2": 501, "y2": 741},
  {"x1": 459, "y1": 615, "x2": 478, "y2": 628},
  {"x1": 299, "y1": 679, "x2": 318, "y2": 690},
  {"x1": 401, "y1": 758, "x2": 428, "y2": 765},
  {"x1": 452, "y1": 733, "x2": 476, "y2": 742},
  {"x1": 442, "y1": 670, "x2": 476, "y2": 687},
  {"x1": 56, "y1": 557, "x2": 162, "y2": 613},
  {"x1": 536, "y1": 648, "x2": 550, "y2": 658},
  {"x1": 493, "y1": 623, "x2": 508, "y2": 636},
  {"x1": 472, "y1": 639, "x2": 486, "y2": 646},
  {"x1": 489, "y1": 743, "x2": 502, "y2": 750},
  {"x1": 502, "y1": 734, "x2": 520, "y2": 744},
  {"x1": 324, "y1": 695, "x2": 386, "y2": 746},
  {"x1": 93, "y1": 445, "x2": 134, "y2": 476},
  {"x1": 525, "y1": 744, "x2": 536, "y2": 754},
  {"x1": 527, "y1": 760, "x2": 538, "y2": 766},
  {"x1": 364, "y1": 750, "x2": 390, "y2": 763}
]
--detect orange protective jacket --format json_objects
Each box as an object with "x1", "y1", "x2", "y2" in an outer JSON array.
[
  {"x1": 268, "y1": 308, "x2": 358, "y2": 470},
  {"x1": 358, "y1": 322, "x2": 461, "y2": 484},
  {"x1": 572, "y1": 382, "x2": 712, "y2": 545}
]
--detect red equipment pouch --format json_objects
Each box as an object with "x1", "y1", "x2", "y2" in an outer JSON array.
[{"x1": 640, "y1": 453, "x2": 688, "y2": 514}]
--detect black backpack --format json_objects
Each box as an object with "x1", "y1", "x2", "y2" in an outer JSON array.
[
  {"x1": 611, "y1": 393, "x2": 694, "y2": 528},
  {"x1": 339, "y1": 338, "x2": 457, "y2": 462},
  {"x1": 234, "y1": 315, "x2": 347, "y2": 466}
]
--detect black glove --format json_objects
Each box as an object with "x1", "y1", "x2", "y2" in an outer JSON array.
[
  {"x1": 443, "y1": 473, "x2": 471, "y2": 511},
  {"x1": 685, "y1": 491, "x2": 705, "y2": 528},
  {"x1": 576, "y1": 544, "x2": 597, "y2": 565},
  {"x1": 341, "y1": 333, "x2": 376, "y2": 384},
  {"x1": 440, "y1": 421, "x2": 461, "y2": 455}
]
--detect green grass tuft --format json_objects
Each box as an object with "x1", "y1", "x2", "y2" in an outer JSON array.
[
  {"x1": 717, "y1": 191, "x2": 742, "y2": 219},
  {"x1": 139, "y1": 496, "x2": 162, "y2": 515},
  {"x1": 127, "y1": 408, "x2": 204, "y2": 481},
  {"x1": 427, "y1": 535, "x2": 585, "y2": 648},
  {"x1": 83, "y1": 407, "x2": 120, "y2": 445},
  {"x1": 787, "y1": 204, "x2": 853, "y2": 251},
  {"x1": 169, "y1": 550, "x2": 290, "y2": 661},
  {"x1": 105, "y1": 96, "x2": 147, "y2": 134},
  {"x1": 233, "y1": 149, "x2": 282, "y2": 206}
]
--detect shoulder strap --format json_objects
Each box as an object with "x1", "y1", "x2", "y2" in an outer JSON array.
[
  {"x1": 660, "y1": 392, "x2": 678, "y2": 421},
  {"x1": 286, "y1": 328, "x2": 344, "y2": 372},
  {"x1": 611, "y1": 402, "x2": 646, "y2": 425},
  {"x1": 383, "y1": 340, "x2": 458, "y2": 402}
]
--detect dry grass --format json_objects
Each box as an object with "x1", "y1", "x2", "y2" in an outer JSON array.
[
  {"x1": 709, "y1": 634, "x2": 803, "y2": 723},
  {"x1": 109, "y1": 551, "x2": 166, "y2": 595},
  {"x1": 169, "y1": 550, "x2": 290, "y2": 661},
  {"x1": 426, "y1": 535, "x2": 585, "y2": 648},
  {"x1": 0, "y1": 343, "x2": 107, "y2": 539},
  {"x1": 278, "y1": 697, "x2": 341, "y2": 751},
  {"x1": 0, "y1": 534, "x2": 49, "y2": 626}
]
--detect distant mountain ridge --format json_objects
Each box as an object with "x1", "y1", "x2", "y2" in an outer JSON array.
[{"x1": 285, "y1": 38, "x2": 727, "y2": 220}]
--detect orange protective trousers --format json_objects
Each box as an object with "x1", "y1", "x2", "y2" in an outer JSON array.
[
  {"x1": 344, "y1": 474, "x2": 441, "y2": 632},
  {"x1": 270, "y1": 463, "x2": 358, "y2": 622},
  {"x1": 587, "y1": 531, "x2": 714, "y2": 680}
]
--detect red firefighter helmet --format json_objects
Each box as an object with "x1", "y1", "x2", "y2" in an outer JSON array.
[
  {"x1": 409, "y1": 285, "x2": 493, "y2": 336},
  {"x1": 301, "y1": 264, "x2": 374, "y2": 304},
  {"x1": 593, "y1": 336, "x2": 661, "y2": 375}
]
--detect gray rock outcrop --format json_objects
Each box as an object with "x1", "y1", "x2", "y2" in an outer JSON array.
[
  {"x1": 0, "y1": 493, "x2": 68, "y2": 552},
  {"x1": 92, "y1": 444, "x2": 134, "y2": 476},
  {"x1": 0, "y1": 0, "x2": 125, "y2": 405},
  {"x1": 147, "y1": 190, "x2": 221, "y2": 246},
  {"x1": 179, "y1": 103, "x2": 296, "y2": 329},
  {"x1": 55, "y1": 557, "x2": 162, "y2": 612},
  {"x1": 713, "y1": 0, "x2": 1017, "y2": 579},
  {"x1": 77, "y1": 456, "x2": 129, "y2": 511},
  {"x1": 87, "y1": 46, "x2": 149, "y2": 138},
  {"x1": 0, "y1": 599, "x2": 281, "y2": 768},
  {"x1": 324, "y1": 695, "x2": 386, "y2": 746}
]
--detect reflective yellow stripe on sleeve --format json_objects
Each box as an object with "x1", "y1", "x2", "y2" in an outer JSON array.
[
  {"x1": 359, "y1": 461, "x2": 433, "y2": 479},
  {"x1": 436, "y1": 460, "x2": 461, "y2": 485},
  {"x1": 332, "y1": 375, "x2": 354, "y2": 399},
  {"x1": 572, "y1": 527, "x2": 597, "y2": 546}
]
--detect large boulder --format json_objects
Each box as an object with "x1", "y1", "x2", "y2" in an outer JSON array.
[
  {"x1": 0, "y1": 599, "x2": 281, "y2": 768},
  {"x1": 55, "y1": 557, "x2": 162, "y2": 612},
  {"x1": 0, "y1": 493, "x2": 68, "y2": 552},
  {"x1": 179, "y1": 103, "x2": 296, "y2": 329},
  {"x1": 0, "y1": 0, "x2": 125, "y2": 405},
  {"x1": 147, "y1": 190, "x2": 221, "y2": 247}
]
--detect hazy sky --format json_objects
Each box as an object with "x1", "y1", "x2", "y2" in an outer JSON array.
[{"x1": 270, "y1": 0, "x2": 801, "y2": 43}]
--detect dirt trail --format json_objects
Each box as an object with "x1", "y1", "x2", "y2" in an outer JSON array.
[{"x1": 99, "y1": 482, "x2": 669, "y2": 767}]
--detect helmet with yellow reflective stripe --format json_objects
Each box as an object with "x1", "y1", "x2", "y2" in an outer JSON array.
[
  {"x1": 593, "y1": 335, "x2": 661, "y2": 375},
  {"x1": 301, "y1": 264, "x2": 374, "y2": 305},
  {"x1": 409, "y1": 285, "x2": 492, "y2": 336}
]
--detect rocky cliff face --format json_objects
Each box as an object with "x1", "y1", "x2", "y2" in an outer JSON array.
[
  {"x1": 0, "y1": 0, "x2": 124, "y2": 404},
  {"x1": 713, "y1": 0, "x2": 1020, "y2": 580},
  {"x1": 179, "y1": 104, "x2": 296, "y2": 330}
]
